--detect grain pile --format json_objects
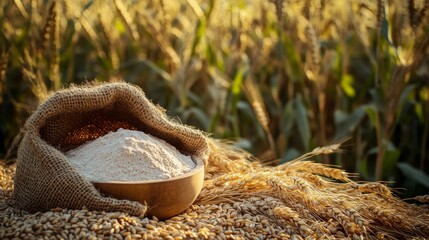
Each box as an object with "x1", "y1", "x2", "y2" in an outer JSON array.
[{"x1": 1, "y1": 139, "x2": 429, "y2": 239}]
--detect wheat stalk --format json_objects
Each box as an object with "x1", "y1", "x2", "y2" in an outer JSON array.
[
  {"x1": 41, "y1": 2, "x2": 54, "y2": 51},
  {"x1": 283, "y1": 137, "x2": 348, "y2": 163},
  {"x1": 12, "y1": 0, "x2": 28, "y2": 18},
  {"x1": 138, "y1": 11, "x2": 180, "y2": 70},
  {"x1": 114, "y1": 0, "x2": 140, "y2": 42},
  {"x1": 0, "y1": 50, "x2": 8, "y2": 105},
  {"x1": 406, "y1": 195, "x2": 429, "y2": 203},
  {"x1": 348, "y1": 182, "x2": 392, "y2": 197},
  {"x1": 304, "y1": 21, "x2": 321, "y2": 81},
  {"x1": 302, "y1": 0, "x2": 311, "y2": 20},
  {"x1": 21, "y1": 49, "x2": 49, "y2": 102},
  {"x1": 243, "y1": 76, "x2": 269, "y2": 133},
  {"x1": 38, "y1": 1, "x2": 61, "y2": 90},
  {"x1": 98, "y1": 14, "x2": 112, "y2": 46},
  {"x1": 242, "y1": 75, "x2": 276, "y2": 160},
  {"x1": 270, "y1": 0, "x2": 284, "y2": 24},
  {"x1": 408, "y1": 0, "x2": 429, "y2": 29},
  {"x1": 159, "y1": 0, "x2": 171, "y2": 32},
  {"x1": 186, "y1": 0, "x2": 204, "y2": 18},
  {"x1": 63, "y1": 1, "x2": 106, "y2": 60},
  {"x1": 49, "y1": 1, "x2": 60, "y2": 91},
  {"x1": 280, "y1": 161, "x2": 351, "y2": 182},
  {"x1": 376, "y1": 0, "x2": 385, "y2": 27},
  {"x1": 98, "y1": 13, "x2": 119, "y2": 70}
]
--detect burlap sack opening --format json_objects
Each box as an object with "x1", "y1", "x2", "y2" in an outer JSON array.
[{"x1": 13, "y1": 82, "x2": 209, "y2": 216}]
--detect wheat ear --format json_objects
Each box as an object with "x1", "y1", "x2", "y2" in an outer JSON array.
[{"x1": 243, "y1": 75, "x2": 276, "y2": 160}]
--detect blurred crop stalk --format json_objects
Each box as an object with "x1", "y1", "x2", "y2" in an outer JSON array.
[{"x1": 376, "y1": 0, "x2": 428, "y2": 180}]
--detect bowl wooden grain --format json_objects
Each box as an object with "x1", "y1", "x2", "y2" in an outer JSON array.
[{"x1": 93, "y1": 157, "x2": 204, "y2": 219}]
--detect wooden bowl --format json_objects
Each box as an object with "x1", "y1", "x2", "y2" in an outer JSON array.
[{"x1": 93, "y1": 157, "x2": 204, "y2": 219}]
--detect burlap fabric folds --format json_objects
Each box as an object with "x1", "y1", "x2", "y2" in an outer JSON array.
[{"x1": 13, "y1": 82, "x2": 209, "y2": 216}]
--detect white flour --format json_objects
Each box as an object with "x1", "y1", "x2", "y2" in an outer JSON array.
[{"x1": 66, "y1": 128, "x2": 196, "y2": 182}]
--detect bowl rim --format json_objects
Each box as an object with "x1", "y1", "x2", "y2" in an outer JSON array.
[{"x1": 91, "y1": 156, "x2": 204, "y2": 185}]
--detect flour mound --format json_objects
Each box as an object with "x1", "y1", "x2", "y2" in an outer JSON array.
[{"x1": 66, "y1": 128, "x2": 196, "y2": 182}]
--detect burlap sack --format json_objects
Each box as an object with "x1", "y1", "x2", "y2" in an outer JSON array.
[{"x1": 13, "y1": 82, "x2": 209, "y2": 216}]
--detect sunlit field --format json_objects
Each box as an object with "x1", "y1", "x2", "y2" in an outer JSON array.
[{"x1": 1, "y1": 0, "x2": 428, "y2": 197}]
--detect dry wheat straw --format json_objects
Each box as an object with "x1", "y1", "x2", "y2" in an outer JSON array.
[
  {"x1": 21, "y1": 47, "x2": 49, "y2": 102},
  {"x1": 384, "y1": 12, "x2": 429, "y2": 141}
]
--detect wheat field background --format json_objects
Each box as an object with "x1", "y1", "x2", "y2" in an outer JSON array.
[{"x1": 0, "y1": 0, "x2": 428, "y2": 198}]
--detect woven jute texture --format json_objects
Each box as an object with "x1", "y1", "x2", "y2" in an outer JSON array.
[{"x1": 13, "y1": 82, "x2": 209, "y2": 216}]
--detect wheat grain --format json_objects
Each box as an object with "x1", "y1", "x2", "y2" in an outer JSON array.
[{"x1": 41, "y1": 3, "x2": 53, "y2": 51}]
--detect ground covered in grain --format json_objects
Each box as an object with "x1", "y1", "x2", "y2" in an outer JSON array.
[{"x1": 1, "y1": 140, "x2": 429, "y2": 240}]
